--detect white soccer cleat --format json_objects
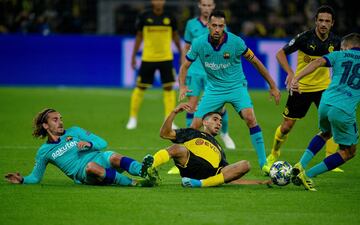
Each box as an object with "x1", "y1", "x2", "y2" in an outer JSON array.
[
  {"x1": 126, "y1": 117, "x2": 137, "y2": 130},
  {"x1": 220, "y1": 132, "x2": 236, "y2": 150}
]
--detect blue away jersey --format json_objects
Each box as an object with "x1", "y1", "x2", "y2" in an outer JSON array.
[
  {"x1": 322, "y1": 48, "x2": 360, "y2": 115},
  {"x1": 186, "y1": 31, "x2": 248, "y2": 92},
  {"x1": 23, "y1": 126, "x2": 107, "y2": 184},
  {"x1": 184, "y1": 17, "x2": 208, "y2": 76}
]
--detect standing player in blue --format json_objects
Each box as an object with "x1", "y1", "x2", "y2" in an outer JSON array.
[
  {"x1": 183, "y1": 0, "x2": 235, "y2": 150},
  {"x1": 179, "y1": 10, "x2": 281, "y2": 174},
  {"x1": 290, "y1": 33, "x2": 360, "y2": 191},
  {"x1": 5, "y1": 108, "x2": 158, "y2": 187}
]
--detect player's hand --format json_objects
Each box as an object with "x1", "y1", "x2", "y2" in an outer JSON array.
[
  {"x1": 77, "y1": 141, "x2": 92, "y2": 150},
  {"x1": 178, "y1": 85, "x2": 192, "y2": 101},
  {"x1": 285, "y1": 73, "x2": 294, "y2": 90},
  {"x1": 5, "y1": 172, "x2": 23, "y2": 184},
  {"x1": 269, "y1": 87, "x2": 281, "y2": 105},
  {"x1": 290, "y1": 79, "x2": 300, "y2": 95},
  {"x1": 174, "y1": 102, "x2": 193, "y2": 114}
]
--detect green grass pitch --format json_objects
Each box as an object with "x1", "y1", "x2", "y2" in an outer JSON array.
[{"x1": 0, "y1": 87, "x2": 359, "y2": 225}]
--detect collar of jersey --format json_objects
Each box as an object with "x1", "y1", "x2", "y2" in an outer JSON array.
[
  {"x1": 352, "y1": 47, "x2": 360, "y2": 51},
  {"x1": 47, "y1": 130, "x2": 66, "y2": 144},
  {"x1": 197, "y1": 17, "x2": 207, "y2": 27},
  {"x1": 207, "y1": 32, "x2": 228, "y2": 51}
]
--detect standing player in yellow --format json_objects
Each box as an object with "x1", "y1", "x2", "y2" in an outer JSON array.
[
  {"x1": 266, "y1": 5, "x2": 342, "y2": 171},
  {"x1": 126, "y1": 0, "x2": 182, "y2": 130}
]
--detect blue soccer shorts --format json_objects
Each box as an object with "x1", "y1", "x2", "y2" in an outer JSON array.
[{"x1": 319, "y1": 103, "x2": 358, "y2": 146}]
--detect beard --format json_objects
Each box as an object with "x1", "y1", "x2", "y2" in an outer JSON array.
[{"x1": 210, "y1": 36, "x2": 220, "y2": 46}]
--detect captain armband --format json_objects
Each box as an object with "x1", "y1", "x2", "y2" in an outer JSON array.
[{"x1": 244, "y1": 49, "x2": 255, "y2": 61}]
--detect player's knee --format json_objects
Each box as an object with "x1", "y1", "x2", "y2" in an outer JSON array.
[
  {"x1": 240, "y1": 160, "x2": 251, "y2": 173},
  {"x1": 167, "y1": 144, "x2": 186, "y2": 158},
  {"x1": 85, "y1": 162, "x2": 98, "y2": 175},
  {"x1": 109, "y1": 154, "x2": 122, "y2": 167},
  {"x1": 348, "y1": 145, "x2": 356, "y2": 159},
  {"x1": 241, "y1": 113, "x2": 257, "y2": 127},
  {"x1": 340, "y1": 145, "x2": 356, "y2": 161},
  {"x1": 320, "y1": 131, "x2": 332, "y2": 140}
]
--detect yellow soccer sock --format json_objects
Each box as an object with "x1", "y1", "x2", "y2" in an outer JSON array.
[
  {"x1": 129, "y1": 87, "x2": 145, "y2": 118},
  {"x1": 271, "y1": 125, "x2": 287, "y2": 157},
  {"x1": 325, "y1": 137, "x2": 338, "y2": 157},
  {"x1": 163, "y1": 90, "x2": 176, "y2": 117},
  {"x1": 153, "y1": 149, "x2": 170, "y2": 168},
  {"x1": 201, "y1": 173, "x2": 225, "y2": 187}
]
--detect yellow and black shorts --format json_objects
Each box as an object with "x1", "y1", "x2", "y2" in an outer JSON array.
[
  {"x1": 176, "y1": 151, "x2": 222, "y2": 180},
  {"x1": 137, "y1": 60, "x2": 176, "y2": 88},
  {"x1": 283, "y1": 90, "x2": 324, "y2": 119}
]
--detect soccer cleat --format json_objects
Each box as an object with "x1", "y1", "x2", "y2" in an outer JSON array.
[
  {"x1": 291, "y1": 162, "x2": 304, "y2": 186},
  {"x1": 266, "y1": 153, "x2": 278, "y2": 168},
  {"x1": 261, "y1": 164, "x2": 270, "y2": 176},
  {"x1": 134, "y1": 179, "x2": 155, "y2": 187},
  {"x1": 147, "y1": 166, "x2": 161, "y2": 186},
  {"x1": 167, "y1": 166, "x2": 180, "y2": 175},
  {"x1": 181, "y1": 177, "x2": 202, "y2": 188},
  {"x1": 140, "y1": 154, "x2": 154, "y2": 178},
  {"x1": 297, "y1": 172, "x2": 317, "y2": 191},
  {"x1": 331, "y1": 167, "x2": 344, "y2": 173},
  {"x1": 126, "y1": 117, "x2": 137, "y2": 130},
  {"x1": 220, "y1": 132, "x2": 236, "y2": 150}
]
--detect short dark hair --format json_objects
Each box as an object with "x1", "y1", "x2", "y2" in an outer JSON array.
[
  {"x1": 315, "y1": 5, "x2": 335, "y2": 21},
  {"x1": 342, "y1": 33, "x2": 360, "y2": 47},
  {"x1": 202, "y1": 111, "x2": 221, "y2": 121},
  {"x1": 209, "y1": 10, "x2": 226, "y2": 22}
]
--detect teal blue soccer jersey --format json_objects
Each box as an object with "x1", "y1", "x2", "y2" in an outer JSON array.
[
  {"x1": 186, "y1": 31, "x2": 248, "y2": 92},
  {"x1": 23, "y1": 126, "x2": 108, "y2": 184},
  {"x1": 322, "y1": 48, "x2": 360, "y2": 115},
  {"x1": 184, "y1": 17, "x2": 208, "y2": 76}
]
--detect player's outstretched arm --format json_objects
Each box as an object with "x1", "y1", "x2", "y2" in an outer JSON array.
[
  {"x1": 229, "y1": 179, "x2": 272, "y2": 185},
  {"x1": 160, "y1": 103, "x2": 192, "y2": 140},
  {"x1": 244, "y1": 49, "x2": 281, "y2": 105},
  {"x1": 178, "y1": 60, "x2": 193, "y2": 102},
  {"x1": 291, "y1": 57, "x2": 327, "y2": 93},
  {"x1": 276, "y1": 49, "x2": 295, "y2": 90},
  {"x1": 5, "y1": 172, "x2": 23, "y2": 184}
]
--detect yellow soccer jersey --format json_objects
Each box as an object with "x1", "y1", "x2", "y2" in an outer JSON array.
[
  {"x1": 283, "y1": 29, "x2": 341, "y2": 92},
  {"x1": 172, "y1": 128, "x2": 228, "y2": 169},
  {"x1": 136, "y1": 9, "x2": 177, "y2": 62}
]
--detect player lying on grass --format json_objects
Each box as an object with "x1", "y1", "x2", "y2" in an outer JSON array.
[
  {"x1": 148, "y1": 103, "x2": 271, "y2": 187},
  {"x1": 290, "y1": 33, "x2": 360, "y2": 191},
  {"x1": 5, "y1": 108, "x2": 156, "y2": 187}
]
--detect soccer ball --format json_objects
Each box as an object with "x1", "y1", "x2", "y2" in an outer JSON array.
[{"x1": 269, "y1": 161, "x2": 292, "y2": 186}]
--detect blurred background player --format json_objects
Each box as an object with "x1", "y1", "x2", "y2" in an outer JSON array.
[
  {"x1": 266, "y1": 5, "x2": 343, "y2": 172},
  {"x1": 290, "y1": 33, "x2": 360, "y2": 191},
  {"x1": 5, "y1": 108, "x2": 156, "y2": 187},
  {"x1": 149, "y1": 103, "x2": 271, "y2": 187},
  {"x1": 179, "y1": 10, "x2": 281, "y2": 174},
  {"x1": 126, "y1": 0, "x2": 182, "y2": 130},
  {"x1": 182, "y1": 0, "x2": 235, "y2": 150}
]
